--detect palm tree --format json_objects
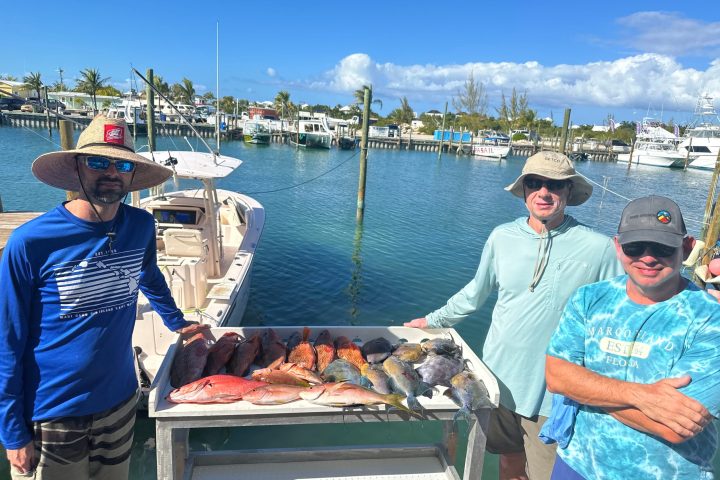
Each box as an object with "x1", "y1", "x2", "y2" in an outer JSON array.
[
  {"x1": 392, "y1": 96, "x2": 414, "y2": 125},
  {"x1": 274, "y1": 90, "x2": 292, "y2": 119},
  {"x1": 76, "y1": 68, "x2": 110, "y2": 113},
  {"x1": 178, "y1": 78, "x2": 195, "y2": 105},
  {"x1": 353, "y1": 84, "x2": 382, "y2": 113},
  {"x1": 23, "y1": 72, "x2": 43, "y2": 100}
]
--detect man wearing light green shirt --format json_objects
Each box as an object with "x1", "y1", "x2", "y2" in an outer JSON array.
[{"x1": 406, "y1": 151, "x2": 622, "y2": 480}]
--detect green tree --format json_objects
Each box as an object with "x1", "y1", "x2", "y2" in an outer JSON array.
[
  {"x1": 202, "y1": 91, "x2": 216, "y2": 102},
  {"x1": 219, "y1": 96, "x2": 237, "y2": 113},
  {"x1": 76, "y1": 68, "x2": 110, "y2": 113},
  {"x1": 452, "y1": 71, "x2": 488, "y2": 116},
  {"x1": 389, "y1": 97, "x2": 414, "y2": 125},
  {"x1": 153, "y1": 75, "x2": 170, "y2": 97},
  {"x1": 177, "y1": 78, "x2": 195, "y2": 105},
  {"x1": 354, "y1": 85, "x2": 382, "y2": 111},
  {"x1": 23, "y1": 72, "x2": 43, "y2": 99},
  {"x1": 0, "y1": 74, "x2": 18, "y2": 81},
  {"x1": 496, "y1": 88, "x2": 531, "y2": 133},
  {"x1": 97, "y1": 86, "x2": 122, "y2": 97},
  {"x1": 274, "y1": 90, "x2": 294, "y2": 119},
  {"x1": 51, "y1": 81, "x2": 68, "y2": 92}
]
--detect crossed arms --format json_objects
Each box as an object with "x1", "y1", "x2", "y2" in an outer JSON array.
[{"x1": 545, "y1": 355, "x2": 713, "y2": 444}]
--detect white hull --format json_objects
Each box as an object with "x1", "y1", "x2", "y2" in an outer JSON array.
[
  {"x1": 471, "y1": 144, "x2": 511, "y2": 159},
  {"x1": 617, "y1": 152, "x2": 689, "y2": 168},
  {"x1": 686, "y1": 154, "x2": 719, "y2": 170}
]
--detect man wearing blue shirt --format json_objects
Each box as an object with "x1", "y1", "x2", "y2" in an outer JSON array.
[
  {"x1": 546, "y1": 195, "x2": 720, "y2": 479},
  {"x1": 0, "y1": 116, "x2": 196, "y2": 479}
]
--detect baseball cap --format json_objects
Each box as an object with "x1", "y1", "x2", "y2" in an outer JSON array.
[{"x1": 617, "y1": 195, "x2": 686, "y2": 247}]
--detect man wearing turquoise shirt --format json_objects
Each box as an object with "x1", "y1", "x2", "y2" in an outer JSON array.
[
  {"x1": 406, "y1": 151, "x2": 622, "y2": 479},
  {"x1": 546, "y1": 195, "x2": 719, "y2": 479}
]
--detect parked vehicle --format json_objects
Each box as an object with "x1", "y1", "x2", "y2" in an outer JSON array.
[
  {"x1": 0, "y1": 97, "x2": 26, "y2": 110},
  {"x1": 20, "y1": 102, "x2": 42, "y2": 113}
]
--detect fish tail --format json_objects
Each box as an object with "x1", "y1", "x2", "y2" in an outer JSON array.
[
  {"x1": 452, "y1": 406, "x2": 471, "y2": 425},
  {"x1": 406, "y1": 394, "x2": 424, "y2": 414},
  {"x1": 384, "y1": 393, "x2": 423, "y2": 419}
]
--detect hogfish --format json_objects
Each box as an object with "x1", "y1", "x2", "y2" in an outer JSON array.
[{"x1": 259, "y1": 328, "x2": 286, "y2": 369}]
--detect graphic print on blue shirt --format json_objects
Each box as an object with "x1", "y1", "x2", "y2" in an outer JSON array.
[{"x1": 53, "y1": 248, "x2": 144, "y2": 318}]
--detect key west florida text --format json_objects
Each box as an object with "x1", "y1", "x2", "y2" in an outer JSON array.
[{"x1": 2, "y1": 66, "x2": 720, "y2": 479}]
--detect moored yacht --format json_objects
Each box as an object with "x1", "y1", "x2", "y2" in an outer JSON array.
[
  {"x1": 679, "y1": 94, "x2": 720, "y2": 171},
  {"x1": 289, "y1": 119, "x2": 333, "y2": 149}
]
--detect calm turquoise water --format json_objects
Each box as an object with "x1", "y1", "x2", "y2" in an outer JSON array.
[{"x1": 0, "y1": 125, "x2": 717, "y2": 478}]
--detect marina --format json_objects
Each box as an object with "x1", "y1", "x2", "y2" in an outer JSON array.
[{"x1": 1, "y1": 124, "x2": 719, "y2": 479}]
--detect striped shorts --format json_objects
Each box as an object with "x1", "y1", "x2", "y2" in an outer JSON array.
[{"x1": 11, "y1": 390, "x2": 138, "y2": 480}]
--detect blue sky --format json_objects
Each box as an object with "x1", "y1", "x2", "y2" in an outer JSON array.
[{"x1": 3, "y1": 1, "x2": 719, "y2": 124}]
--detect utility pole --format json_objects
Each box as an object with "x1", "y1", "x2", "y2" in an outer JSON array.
[{"x1": 357, "y1": 86, "x2": 371, "y2": 222}]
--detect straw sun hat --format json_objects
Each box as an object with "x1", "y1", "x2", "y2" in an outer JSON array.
[
  {"x1": 504, "y1": 151, "x2": 593, "y2": 206},
  {"x1": 31, "y1": 115, "x2": 173, "y2": 192}
]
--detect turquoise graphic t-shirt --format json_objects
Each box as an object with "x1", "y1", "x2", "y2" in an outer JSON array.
[{"x1": 547, "y1": 276, "x2": 720, "y2": 479}]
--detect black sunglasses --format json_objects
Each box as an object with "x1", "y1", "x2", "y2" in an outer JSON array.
[
  {"x1": 80, "y1": 155, "x2": 136, "y2": 173},
  {"x1": 523, "y1": 177, "x2": 568, "y2": 192},
  {"x1": 621, "y1": 242, "x2": 677, "y2": 258}
]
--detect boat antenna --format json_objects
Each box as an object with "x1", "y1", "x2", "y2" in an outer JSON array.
[
  {"x1": 215, "y1": 21, "x2": 220, "y2": 155},
  {"x1": 131, "y1": 67, "x2": 217, "y2": 158}
]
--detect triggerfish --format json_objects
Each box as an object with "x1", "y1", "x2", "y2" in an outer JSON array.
[
  {"x1": 166, "y1": 374, "x2": 267, "y2": 404},
  {"x1": 443, "y1": 371, "x2": 495, "y2": 422}
]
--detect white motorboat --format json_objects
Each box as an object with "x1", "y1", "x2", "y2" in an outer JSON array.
[
  {"x1": 618, "y1": 118, "x2": 694, "y2": 168},
  {"x1": 289, "y1": 119, "x2": 333, "y2": 149},
  {"x1": 132, "y1": 150, "x2": 264, "y2": 388},
  {"x1": 106, "y1": 98, "x2": 147, "y2": 126},
  {"x1": 679, "y1": 94, "x2": 720, "y2": 171},
  {"x1": 470, "y1": 132, "x2": 511, "y2": 159}
]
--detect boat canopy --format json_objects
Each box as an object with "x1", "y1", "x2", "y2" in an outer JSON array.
[{"x1": 138, "y1": 151, "x2": 241, "y2": 180}]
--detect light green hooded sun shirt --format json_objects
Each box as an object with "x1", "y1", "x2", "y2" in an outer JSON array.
[{"x1": 426, "y1": 215, "x2": 622, "y2": 418}]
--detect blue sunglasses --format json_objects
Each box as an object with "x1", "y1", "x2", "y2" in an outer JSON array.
[{"x1": 81, "y1": 155, "x2": 136, "y2": 173}]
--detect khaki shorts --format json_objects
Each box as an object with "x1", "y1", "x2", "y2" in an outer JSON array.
[{"x1": 487, "y1": 404, "x2": 557, "y2": 479}]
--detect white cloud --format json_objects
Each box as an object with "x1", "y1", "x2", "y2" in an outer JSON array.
[
  {"x1": 267, "y1": 67, "x2": 276, "y2": 77},
  {"x1": 617, "y1": 12, "x2": 720, "y2": 57},
  {"x1": 302, "y1": 53, "x2": 720, "y2": 115}
]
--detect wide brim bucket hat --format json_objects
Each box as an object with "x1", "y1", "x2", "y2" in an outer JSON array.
[
  {"x1": 505, "y1": 151, "x2": 593, "y2": 206},
  {"x1": 31, "y1": 115, "x2": 173, "y2": 192}
]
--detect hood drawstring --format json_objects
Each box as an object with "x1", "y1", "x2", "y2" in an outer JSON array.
[{"x1": 529, "y1": 221, "x2": 552, "y2": 292}]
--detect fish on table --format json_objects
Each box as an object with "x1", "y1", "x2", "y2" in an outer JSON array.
[
  {"x1": 361, "y1": 337, "x2": 393, "y2": 364},
  {"x1": 251, "y1": 367, "x2": 311, "y2": 387},
  {"x1": 416, "y1": 351, "x2": 464, "y2": 387},
  {"x1": 242, "y1": 384, "x2": 309, "y2": 405},
  {"x1": 170, "y1": 332, "x2": 211, "y2": 388},
  {"x1": 299, "y1": 382, "x2": 421, "y2": 418},
  {"x1": 360, "y1": 363, "x2": 393, "y2": 394},
  {"x1": 392, "y1": 342, "x2": 425, "y2": 363},
  {"x1": 228, "y1": 332, "x2": 261, "y2": 377},
  {"x1": 314, "y1": 329, "x2": 336, "y2": 372},
  {"x1": 277, "y1": 362, "x2": 323, "y2": 385},
  {"x1": 259, "y1": 328, "x2": 286, "y2": 369},
  {"x1": 204, "y1": 331, "x2": 242, "y2": 376},
  {"x1": 382, "y1": 355, "x2": 433, "y2": 412},
  {"x1": 421, "y1": 336, "x2": 462, "y2": 357},
  {"x1": 287, "y1": 326, "x2": 317, "y2": 370},
  {"x1": 321, "y1": 359, "x2": 371, "y2": 387},
  {"x1": 335, "y1": 335, "x2": 367, "y2": 370},
  {"x1": 166, "y1": 374, "x2": 267, "y2": 404},
  {"x1": 444, "y1": 371, "x2": 495, "y2": 422}
]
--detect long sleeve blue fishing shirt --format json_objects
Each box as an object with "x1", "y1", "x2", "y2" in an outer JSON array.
[{"x1": 0, "y1": 203, "x2": 185, "y2": 449}]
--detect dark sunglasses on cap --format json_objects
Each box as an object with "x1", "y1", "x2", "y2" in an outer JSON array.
[
  {"x1": 523, "y1": 177, "x2": 568, "y2": 192},
  {"x1": 81, "y1": 155, "x2": 136, "y2": 173},
  {"x1": 621, "y1": 241, "x2": 677, "y2": 258}
]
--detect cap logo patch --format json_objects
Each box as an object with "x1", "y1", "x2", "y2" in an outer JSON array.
[
  {"x1": 656, "y1": 210, "x2": 671, "y2": 224},
  {"x1": 104, "y1": 125, "x2": 124, "y2": 145}
]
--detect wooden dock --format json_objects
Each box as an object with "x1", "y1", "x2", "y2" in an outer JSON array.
[{"x1": 0, "y1": 212, "x2": 42, "y2": 257}]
